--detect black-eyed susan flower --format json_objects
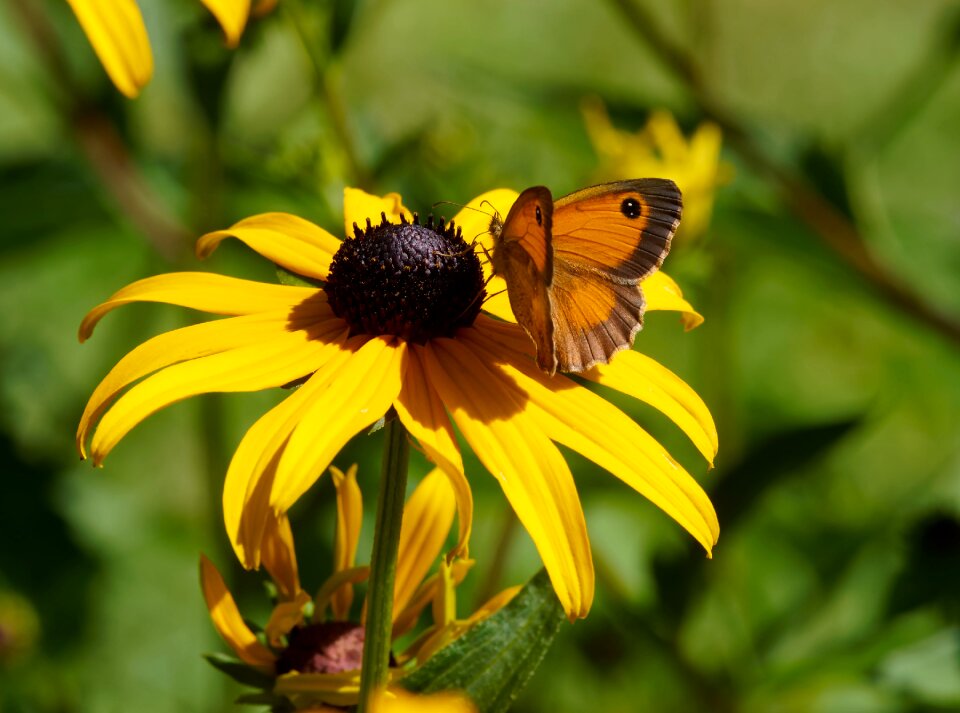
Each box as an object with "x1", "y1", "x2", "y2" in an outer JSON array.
[
  {"x1": 78, "y1": 185, "x2": 719, "y2": 620},
  {"x1": 583, "y1": 98, "x2": 729, "y2": 241},
  {"x1": 65, "y1": 0, "x2": 273, "y2": 98},
  {"x1": 201, "y1": 465, "x2": 509, "y2": 709}
]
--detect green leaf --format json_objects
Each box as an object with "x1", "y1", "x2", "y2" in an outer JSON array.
[
  {"x1": 401, "y1": 569, "x2": 565, "y2": 713},
  {"x1": 203, "y1": 653, "x2": 275, "y2": 689},
  {"x1": 276, "y1": 266, "x2": 324, "y2": 288}
]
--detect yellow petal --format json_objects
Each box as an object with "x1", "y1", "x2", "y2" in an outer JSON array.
[
  {"x1": 643, "y1": 271, "x2": 704, "y2": 330},
  {"x1": 80, "y1": 273, "x2": 320, "y2": 341},
  {"x1": 66, "y1": 0, "x2": 152, "y2": 98},
  {"x1": 199, "y1": 554, "x2": 275, "y2": 670},
  {"x1": 330, "y1": 464, "x2": 362, "y2": 619},
  {"x1": 480, "y1": 275, "x2": 515, "y2": 323},
  {"x1": 370, "y1": 689, "x2": 477, "y2": 713},
  {"x1": 197, "y1": 213, "x2": 341, "y2": 282},
  {"x1": 431, "y1": 559, "x2": 456, "y2": 628},
  {"x1": 261, "y1": 512, "x2": 301, "y2": 601},
  {"x1": 313, "y1": 565, "x2": 370, "y2": 622},
  {"x1": 584, "y1": 350, "x2": 718, "y2": 465},
  {"x1": 270, "y1": 337, "x2": 407, "y2": 515},
  {"x1": 464, "y1": 324, "x2": 719, "y2": 555},
  {"x1": 223, "y1": 332, "x2": 354, "y2": 568},
  {"x1": 420, "y1": 339, "x2": 594, "y2": 620},
  {"x1": 392, "y1": 559, "x2": 472, "y2": 639},
  {"x1": 199, "y1": 0, "x2": 250, "y2": 47},
  {"x1": 274, "y1": 670, "x2": 363, "y2": 707},
  {"x1": 393, "y1": 469, "x2": 455, "y2": 618},
  {"x1": 343, "y1": 189, "x2": 412, "y2": 238},
  {"x1": 89, "y1": 321, "x2": 344, "y2": 466},
  {"x1": 264, "y1": 590, "x2": 312, "y2": 647},
  {"x1": 77, "y1": 309, "x2": 327, "y2": 458},
  {"x1": 393, "y1": 348, "x2": 472, "y2": 559}
]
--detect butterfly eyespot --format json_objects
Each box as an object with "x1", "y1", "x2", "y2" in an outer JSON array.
[
  {"x1": 535, "y1": 206, "x2": 542, "y2": 226},
  {"x1": 621, "y1": 197, "x2": 642, "y2": 219}
]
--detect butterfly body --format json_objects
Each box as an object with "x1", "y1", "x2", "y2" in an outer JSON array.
[{"x1": 490, "y1": 179, "x2": 682, "y2": 375}]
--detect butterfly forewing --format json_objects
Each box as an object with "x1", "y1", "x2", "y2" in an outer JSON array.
[{"x1": 552, "y1": 179, "x2": 681, "y2": 284}]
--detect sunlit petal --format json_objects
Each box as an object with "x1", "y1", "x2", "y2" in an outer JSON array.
[
  {"x1": 330, "y1": 464, "x2": 362, "y2": 619},
  {"x1": 343, "y1": 188, "x2": 412, "y2": 237},
  {"x1": 393, "y1": 469, "x2": 455, "y2": 618},
  {"x1": 199, "y1": 555, "x2": 275, "y2": 670},
  {"x1": 271, "y1": 337, "x2": 407, "y2": 514},
  {"x1": 77, "y1": 309, "x2": 329, "y2": 458},
  {"x1": 420, "y1": 339, "x2": 594, "y2": 619},
  {"x1": 197, "y1": 213, "x2": 341, "y2": 282},
  {"x1": 66, "y1": 0, "x2": 152, "y2": 98},
  {"x1": 393, "y1": 348, "x2": 472, "y2": 558},
  {"x1": 464, "y1": 324, "x2": 719, "y2": 555},
  {"x1": 89, "y1": 320, "x2": 344, "y2": 466},
  {"x1": 452, "y1": 189, "x2": 519, "y2": 276},
  {"x1": 80, "y1": 273, "x2": 320, "y2": 341},
  {"x1": 199, "y1": 0, "x2": 250, "y2": 47},
  {"x1": 644, "y1": 271, "x2": 704, "y2": 329},
  {"x1": 224, "y1": 333, "x2": 355, "y2": 568},
  {"x1": 585, "y1": 351, "x2": 718, "y2": 465}
]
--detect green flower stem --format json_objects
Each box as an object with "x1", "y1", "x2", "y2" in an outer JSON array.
[{"x1": 358, "y1": 417, "x2": 410, "y2": 711}]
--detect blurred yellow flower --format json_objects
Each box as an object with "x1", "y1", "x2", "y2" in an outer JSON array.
[
  {"x1": 370, "y1": 689, "x2": 477, "y2": 713},
  {"x1": 584, "y1": 98, "x2": 729, "y2": 241},
  {"x1": 77, "y1": 186, "x2": 718, "y2": 620},
  {"x1": 65, "y1": 0, "x2": 266, "y2": 98},
  {"x1": 201, "y1": 465, "x2": 509, "y2": 709}
]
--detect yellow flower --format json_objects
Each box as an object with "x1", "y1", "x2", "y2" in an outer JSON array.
[
  {"x1": 78, "y1": 186, "x2": 719, "y2": 620},
  {"x1": 65, "y1": 0, "x2": 264, "y2": 98},
  {"x1": 583, "y1": 98, "x2": 728, "y2": 241},
  {"x1": 201, "y1": 465, "x2": 509, "y2": 709},
  {"x1": 370, "y1": 689, "x2": 477, "y2": 713}
]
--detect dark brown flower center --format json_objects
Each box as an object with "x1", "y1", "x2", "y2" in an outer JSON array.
[
  {"x1": 275, "y1": 621, "x2": 365, "y2": 675},
  {"x1": 324, "y1": 213, "x2": 485, "y2": 343}
]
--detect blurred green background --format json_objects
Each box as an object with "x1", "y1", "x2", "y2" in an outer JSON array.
[{"x1": 1, "y1": 0, "x2": 959, "y2": 711}]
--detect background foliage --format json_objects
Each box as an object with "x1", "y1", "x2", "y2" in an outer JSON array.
[{"x1": 1, "y1": 0, "x2": 958, "y2": 711}]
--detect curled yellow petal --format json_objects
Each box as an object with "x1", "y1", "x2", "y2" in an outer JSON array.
[
  {"x1": 331, "y1": 464, "x2": 362, "y2": 619},
  {"x1": 199, "y1": 0, "x2": 250, "y2": 47},
  {"x1": 88, "y1": 323, "x2": 342, "y2": 466},
  {"x1": 79, "y1": 273, "x2": 320, "y2": 341},
  {"x1": 314, "y1": 565, "x2": 370, "y2": 622},
  {"x1": 392, "y1": 560, "x2": 472, "y2": 639},
  {"x1": 343, "y1": 189, "x2": 412, "y2": 238},
  {"x1": 643, "y1": 271, "x2": 704, "y2": 330},
  {"x1": 264, "y1": 590, "x2": 312, "y2": 648},
  {"x1": 199, "y1": 555, "x2": 275, "y2": 670},
  {"x1": 197, "y1": 213, "x2": 341, "y2": 282},
  {"x1": 66, "y1": 0, "x2": 153, "y2": 98},
  {"x1": 261, "y1": 512, "x2": 301, "y2": 601}
]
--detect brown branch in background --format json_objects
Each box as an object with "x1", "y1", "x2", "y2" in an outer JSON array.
[
  {"x1": 608, "y1": 0, "x2": 960, "y2": 346},
  {"x1": 10, "y1": 0, "x2": 188, "y2": 261}
]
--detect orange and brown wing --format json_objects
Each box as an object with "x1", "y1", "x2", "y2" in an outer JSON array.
[
  {"x1": 490, "y1": 186, "x2": 557, "y2": 373},
  {"x1": 549, "y1": 267, "x2": 646, "y2": 372},
  {"x1": 551, "y1": 178, "x2": 681, "y2": 285}
]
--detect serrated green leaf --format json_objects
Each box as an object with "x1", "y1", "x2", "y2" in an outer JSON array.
[
  {"x1": 276, "y1": 266, "x2": 325, "y2": 288},
  {"x1": 204, "y1": 653, "x2": 276, "y2": 689},
  {"x1": 401, "y1": 569, "x2": 565, "y2": 713}
]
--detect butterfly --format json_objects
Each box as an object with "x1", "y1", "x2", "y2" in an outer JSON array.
[{"x1": 489, "y1": 178, "x2": 682, "y2": 375}]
